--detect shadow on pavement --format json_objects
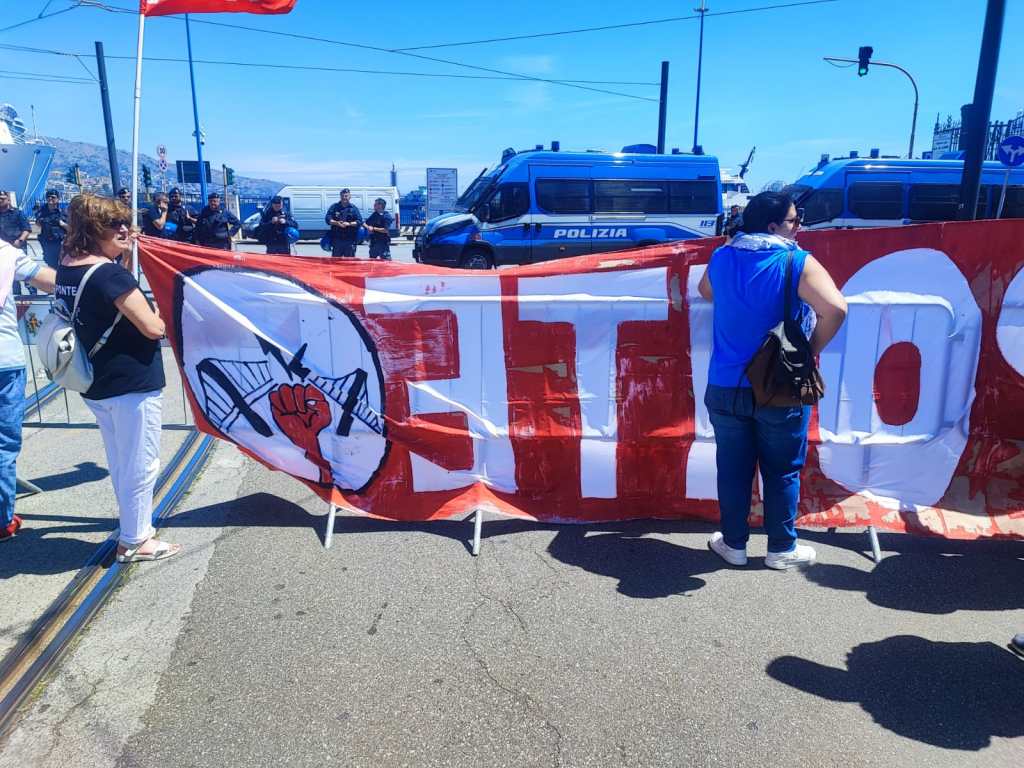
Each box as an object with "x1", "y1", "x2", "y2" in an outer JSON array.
[
  {"x1": 0, "y1": 520, "x2": 115, "y2": 578},
  {"x1": 767, "y1": 635, "x2": 1024, "y2": 750},
  {"x1": 797, "y1": 530, "x2": 1024, "y2": 614},
  {"x1": 547, "y1": 523, "x2": 725, "y2": 598},
  {"x1": 27, "y1": 461, "x2": 109, "y2": 492}
]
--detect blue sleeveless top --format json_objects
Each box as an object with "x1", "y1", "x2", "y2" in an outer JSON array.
[{"x1": 707, "y1": 234, "x2": 813, "y2": 388}]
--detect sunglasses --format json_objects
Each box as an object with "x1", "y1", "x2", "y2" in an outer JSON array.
[
  {"x1": 783, "y1": 208, "x2": 804, "y2": 226},
  {"x1": 107, "y1": 219, "x2": 132, "y2": 231}
]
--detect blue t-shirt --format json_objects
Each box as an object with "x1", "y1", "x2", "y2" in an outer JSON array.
[{"x1": 707, "y1": 236, "x2": 813, "y2": 388}]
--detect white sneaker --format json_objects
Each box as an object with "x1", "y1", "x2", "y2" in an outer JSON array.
[
  {"x1": 765, "y1": 543, "x2": 817, "y2": 570},
  {"x1": 708, "y1": 532, "x2": 747, "y2": 566}
]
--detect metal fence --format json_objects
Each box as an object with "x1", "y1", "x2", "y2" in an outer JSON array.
[{"x1": 931, "y1": 110, "x2": 1024, "y2": 159}]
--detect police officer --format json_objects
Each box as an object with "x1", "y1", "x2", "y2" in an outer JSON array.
[
  {"x1": 325, "y1": 188, "x2": 362, "y2": 258},
  {"x1": 166, "y1": 187, "x2": 198, "y2": 243},
  {"x1": 364, "y1": 197, "x2": 393, "y2": 260},
  {"x1": 258, "y1": 196, "x2": 298, "y2": 255},
  {"x1": 117, "y1": 187, "x2": 132, "y2": 208},
  {"x1": 195, "y1": 192, "x2": 241, "y2": 250},
  {"x1": 35, "y1": 189, "x2": 67, "y2": 268},
  {"x1": 141, "y1": 192, "x2": 173, "y2": 238},
  {"x1": 0, "y1": 191, "x2": 30, "y2": 252}
]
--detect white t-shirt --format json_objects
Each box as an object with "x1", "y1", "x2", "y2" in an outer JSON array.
[{"x1": 0, "y1": 240, "x2": 41, "y2": 372}]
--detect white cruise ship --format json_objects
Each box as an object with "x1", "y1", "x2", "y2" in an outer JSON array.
[{"x1": 0, "y1": 103, "x2": 55, "y2": 212}]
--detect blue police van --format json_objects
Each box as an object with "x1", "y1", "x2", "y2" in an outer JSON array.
[
  {"x1": 785, "y1": 154, "x2": 1024, "y2": 229},
  {"x1": 413, "y1": 146, "x2": 723, "y2": 268}
]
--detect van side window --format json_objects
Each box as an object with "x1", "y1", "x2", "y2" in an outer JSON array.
[
  {"x1": 1000, "y1": 186, "x2": 1024, "y2": 219},
  {"x1": 800, "y1": 188, "x2": 843, "y2": 225},
  {"x1": 668, "y1": 181, "x2": 718, "y2": 213},
  {"x1": 485, "y1": 183, "x2": 530, "y2": 221},
  {"x1": 594, "y1": 180, "x2": 667, "y2": 213},
  {"x1": 848, "y1": 182, "x2": 904, "y2": 219},
  {"x1": 908, "y1": 184, "x2": 960, "y2": 221},
  {"x1": 536, "y1": 180, "x2": 592, "y2": 214}
]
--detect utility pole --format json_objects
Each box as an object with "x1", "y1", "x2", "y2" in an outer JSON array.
[
  {"x1": 823, "y1": 51, "x2": 919, "y2": 160},
  {"x1": 957, "y1": 0, "x2": 1006, "y2": 220},
  {"x1": 94, "y1": 41, "x2": 121, "y2": 194},
  {"x1": 185, "y1": 14, "x2": 208, "y2": 202},
  {"x1": 692, "y1": 2, "x2": 708, "y2": 154},
  {"x1": 657, "y1": 61, "x2": 669, "y2": 153}
]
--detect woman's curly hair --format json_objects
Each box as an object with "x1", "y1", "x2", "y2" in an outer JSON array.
[{"x1": 63, "y1": 193, "x2": 132, "y2": 258}]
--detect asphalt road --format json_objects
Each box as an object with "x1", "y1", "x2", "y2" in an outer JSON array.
[{"x1": 1, "y1": 442, "x2": 1022, "y2": 767}]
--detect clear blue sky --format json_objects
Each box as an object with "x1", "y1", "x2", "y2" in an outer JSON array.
[{"x1": 3, "y1": 0, "x2": 1022, "y2": 193}]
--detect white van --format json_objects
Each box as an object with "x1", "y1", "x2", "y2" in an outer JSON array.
[{"x1": 276, "y1": 185, "x2": 400, "y2": 239}]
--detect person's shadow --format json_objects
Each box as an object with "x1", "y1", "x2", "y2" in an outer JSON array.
[
  {"x1": 797, "y1": 533, "x2": 1024, "y2": 614},
  {"x1": 547, "y1": 523, "x2": 726, "y2": 598},
  {"x1": 767, "y1": 635, "x2": 1024, "y2": 750}
]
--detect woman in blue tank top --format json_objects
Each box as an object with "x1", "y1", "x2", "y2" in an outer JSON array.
[{"x1": 697, "y1": 192, "x2": 847, "y2": 569}]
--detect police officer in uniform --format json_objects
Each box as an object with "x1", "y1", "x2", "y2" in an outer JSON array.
[
  {"x1": 35, "y1": 189, "x2": 67, "y2": 268},
  {"x1": 141, "y1": 192, "x2": 173, "y2": 238},
  {"x1": 0, "y1": 191, "x2": 30, "y2": 252},
  {"x1": 258, "y1": 196, "x2": 298, "y2": 255},
  {"x1": 195, "y1": 192, "x2": 241, "y2": 250},
  {"x1": 117, "y1": 187, "x2": 132, "y2": 208},
  {"x1": 364, "y1": 197, "x2": 393, "y2": 260},
  {"x1": 166, "y1": 187, "x2": 197, "y2": 243},
  {"x1": 325, "y1": 188, "x2": 362, "y2": 258}
]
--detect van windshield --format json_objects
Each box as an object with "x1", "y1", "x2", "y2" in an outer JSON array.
[{"x1": 456, "y1": 168, "x2": 501, "y2": 211}]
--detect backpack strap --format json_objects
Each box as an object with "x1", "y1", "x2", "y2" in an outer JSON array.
[
  {"x1": 783, "y1": 250, "x2": 794, "y2": 322},
  {"x1": 72, "y1": 262, "x2": 124, "y2": 359}
]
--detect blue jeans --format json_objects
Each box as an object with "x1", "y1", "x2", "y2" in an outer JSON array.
[
  {"x1": 704, "y1": 384, "x2": 810, "y2": 553},
  {"x1": 0, "y1": 368, "x2": 26, "y2": 526}
]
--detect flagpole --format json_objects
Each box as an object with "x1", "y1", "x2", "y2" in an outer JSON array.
[
  {"x1": 130, "y1": 10, "x2": 146, "y2": 282},
  {"x1": 185, "y1": 14, "x2": 208, "y2": 203}
]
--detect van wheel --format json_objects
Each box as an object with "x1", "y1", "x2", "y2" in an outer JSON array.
[{"x1": 459, "y1": 248, "x2": 493, "y2": 270}]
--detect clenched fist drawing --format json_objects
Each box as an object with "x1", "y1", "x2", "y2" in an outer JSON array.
[{"x1": 270, "y1": 383, "x2": 333, "y2": 485}]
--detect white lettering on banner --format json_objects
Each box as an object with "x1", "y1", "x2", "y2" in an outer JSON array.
[
  {"x1": 552, "y1": 228, "x2": 628, "y2": 239},
  {"x1": 518, "y1": 268, "x2": 669, "y2": 498},
  {"x1": 363, "y1": 275, "x2": 516, "y2": 493},
  {"x1": 684, "y1": 264, "x2": 718, "y2": 499},
  {"x1": 817, "y1": 249, "x2": 982, "y2": 507},
  {"x1": 997, "y1": 265, "x2": 1024, "y2": 376}
]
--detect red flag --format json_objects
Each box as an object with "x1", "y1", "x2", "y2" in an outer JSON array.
[{"x1": 140, "y1": 0, "x2": 296, "y2": 16}]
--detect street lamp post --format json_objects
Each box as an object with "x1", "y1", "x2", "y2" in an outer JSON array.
[
  {"x1": 824, "y1": 55, "x2": 920, "y2": 159},
  {"x1": 692, "y1": 1, "x2": 708, "y2": 154}
]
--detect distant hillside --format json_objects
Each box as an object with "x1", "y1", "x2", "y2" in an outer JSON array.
[{"x1": 43, "y1": 136, "x2": 284, "y2": 198}]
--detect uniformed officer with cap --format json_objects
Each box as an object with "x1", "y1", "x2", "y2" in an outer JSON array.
[
  {"x1": 364, "y1": 197, "x2": 393, "y2": 260},
  {"x1": 325, "y1": 188, "x2": 362, "y2": 258},
  {"x1": 117, "y1": 187, "x2": 131, "y2": 208},
  {"x1": 166, "y1": 187, "x2": 198, "y2": 243},
  {"x1": 195, "y1": 192, "x2": 241, "y2": 250},
  {"x1": 258, "y1": 195, "x2": 298, "y2": 255},
  {"x1": 35, "y1": 189, "x2": 67, "y2": 268}
]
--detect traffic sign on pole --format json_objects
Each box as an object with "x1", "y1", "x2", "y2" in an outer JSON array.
[
  {"x1": 996, "y1": 135, "x2": 1024, "y2": 167},
  {"x1": 995, "y1": 134, "x2": 1024, "y2": 219}
]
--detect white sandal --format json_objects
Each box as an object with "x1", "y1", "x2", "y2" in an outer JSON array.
[{"x1": 116, "y1": 539, "x2": 182, "y2": 563}]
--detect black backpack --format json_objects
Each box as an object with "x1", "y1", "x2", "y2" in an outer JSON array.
[{"x1": 744, "y1": 251, "x2": 825, "y2": 407}]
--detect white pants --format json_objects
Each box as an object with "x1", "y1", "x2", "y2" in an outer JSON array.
[{"x1": 85, "y1": 390, "x2": 163, "y2": 546}]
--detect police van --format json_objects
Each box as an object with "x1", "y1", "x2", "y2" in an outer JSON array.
[
  {"x1": 270, "y1": 185, "x2": 400, "y2": 239},
  {"x1": 413, "y1": 146, "x2": 722, "y2": 268},
  {"x1": 785, "y1": 154, "x2": 1024, "y2": 229}
]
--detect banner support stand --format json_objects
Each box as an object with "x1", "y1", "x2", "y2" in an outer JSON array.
[
  {"x1": 867, "y1": 525, "x2": 882, "y2": 563},
  {"x1": 471, "y1": 509, "x2": 483, "y2": 556},
  {"x1": 324, "y1": 501, "x2": 337, "y2": 549}
]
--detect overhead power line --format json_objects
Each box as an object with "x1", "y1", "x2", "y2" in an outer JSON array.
[
  {"x1": 79, "y1": 2, "x2": 659, "y2": 102},
  {"x1": 0, "y1": 1, "x2": 77, "y2": 34},
  {"x1": 0, "y1": 43, "x2": 659, "y2": 87},
  {"x1": 392, "y1": 0, "x2": 842, "y2": 51}
]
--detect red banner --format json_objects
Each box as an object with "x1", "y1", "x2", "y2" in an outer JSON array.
[
  {"x1": 140, "y1": 0, "x2": 296, "y2": 16},
  {"x1": 139, "y1": 220, "x2": 1024, "y2": 540}
]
